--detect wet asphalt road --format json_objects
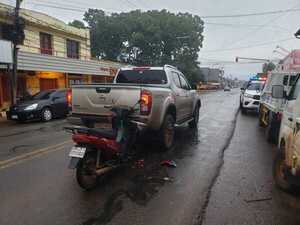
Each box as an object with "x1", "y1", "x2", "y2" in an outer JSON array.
[{"x1": 0, "y1": 89, "x2": 299, "y2": 225}]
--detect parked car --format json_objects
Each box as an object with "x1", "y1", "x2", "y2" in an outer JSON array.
[
  {"x1": 224, "y1": 86, "x2": 231, "y2": 91},
  {"x1": 7, "y1": 89, "x2": 71, "y2": 122},
  {"x1": 240, "y1": 78, "x2": 265, "y2": 114},
  {"x1": 259, "y1": 72, "x2": 298, "y2": 144},
  {"x1": 70, "y1": 65, "x2": 201, "y2": 150},
  {"x1": 273, "y1": 74, "x2": 300, "y2": 192}
]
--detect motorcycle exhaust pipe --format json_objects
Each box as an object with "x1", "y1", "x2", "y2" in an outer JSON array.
[{"x1": 95, "y1": 166, "x2": 116, "y2": 176}]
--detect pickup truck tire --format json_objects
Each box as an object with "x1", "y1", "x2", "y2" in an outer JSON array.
[
  {"x1": 189, "y1": 104, "x2": 200, "y2": 128},
  {"x1": 160, "y1": 114, "x2": 175, "y2": 151},
  {"x1": 273, "y1": 143, "x2": 294, "y2": 192},
  {"x1": 258, "y1": 109, "x2": 264, "y2": 127},
  {"x1": 241, "y1": 106, "x2": 247, "y2": 114},
  {"x1": 265, "y1": 113, "x2": 279, "y2": 144}
]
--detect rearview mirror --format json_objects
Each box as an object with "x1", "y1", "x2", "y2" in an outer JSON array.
[{"x1": 272, "y1": 85, "x2": 284, "y2": 99}]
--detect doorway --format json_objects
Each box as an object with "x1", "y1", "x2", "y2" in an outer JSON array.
[{"x1": 40, "y1": 78, "x2": 58, "y2": 91}]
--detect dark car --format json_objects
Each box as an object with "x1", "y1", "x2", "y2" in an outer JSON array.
[{"x1": 7, "y1": 89, "x2": 71, "y2": 122}]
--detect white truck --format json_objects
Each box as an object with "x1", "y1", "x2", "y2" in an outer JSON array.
[
  {"x1": 273, "y1": 74, "x2": 300, "y2": 191},
  {"x1": 259, "y1": 72, "x2": 298, "y2": 144},
  {"x1": 240, "y1": 78, "x2": 266, "y2": 114}
]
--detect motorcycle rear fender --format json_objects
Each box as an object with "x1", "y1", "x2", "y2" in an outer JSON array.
[{"x1": 68, "y1": 157, "x2": 81, "y2": 169}]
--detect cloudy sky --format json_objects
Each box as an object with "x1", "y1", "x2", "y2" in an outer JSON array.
[{"x1": 2, "y1": 0, "x2": 300, "y2": 80}]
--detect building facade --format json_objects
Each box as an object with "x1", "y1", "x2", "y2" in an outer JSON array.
[{"x1": 0, "y1": 3, "x2": 123, "y2": 111}]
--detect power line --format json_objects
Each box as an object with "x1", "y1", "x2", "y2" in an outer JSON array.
[
  {"x1": 205, "y1": 22, "x2": 291, "y2": 32},
  {"x1": 201, "y1": 37, "x2": 295, "y2": 53},
  {"x1": 222, "y1": 2, "x2": 300, "y2": 49},
  {"x1": 201, "y1": 8, "x2": 300, "y2": 18}
]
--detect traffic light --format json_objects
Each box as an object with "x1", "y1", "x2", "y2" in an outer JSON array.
[
  {"x1": 13, "y1": 17, "x2": 25, "y2": 45},
  {"x1": 295, "y1": 29, "x2": 300, "y2": 39}
]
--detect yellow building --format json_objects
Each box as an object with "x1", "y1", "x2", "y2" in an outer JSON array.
[{"x1": 0, "y1": 3, "x2": 123, "y2": 110}]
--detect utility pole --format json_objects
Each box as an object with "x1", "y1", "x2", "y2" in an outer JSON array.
[{"x1": 11, "y1": 0, "x2": 23, "y2": 105}]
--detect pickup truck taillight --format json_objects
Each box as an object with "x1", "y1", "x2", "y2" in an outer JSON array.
[
  {"x1": 140, "y1": 90, "x2": 152, "y2": 115},
  {"x1": 67, "y1": 89, "x2": 72, "y2": 108}
]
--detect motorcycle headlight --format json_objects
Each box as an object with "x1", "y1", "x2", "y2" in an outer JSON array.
[
  {"x1": 244, "y1": 93, "x2": 253, "y2": 98},
  {"x1": 24, "y1": 103, "x2": 38, "y2": 111}
]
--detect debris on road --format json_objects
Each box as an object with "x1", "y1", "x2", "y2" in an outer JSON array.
[
  {"x1": 244, "y1": 197, "x2": 272, "y2": 203},
  {"x1": 160, "y1": 160, "x2": 177, "y2": 168}
]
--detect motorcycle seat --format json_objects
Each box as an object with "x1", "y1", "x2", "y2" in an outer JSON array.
[{"x1": 88, "y1": 128, "x2": 117, "y2": 139}]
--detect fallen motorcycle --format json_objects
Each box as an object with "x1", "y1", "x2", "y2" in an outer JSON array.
[{"x1": 65, "y1": 104, "x2": 139, "y2": 190}]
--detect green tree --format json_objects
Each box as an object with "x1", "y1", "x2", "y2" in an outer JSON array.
[
  {"x1": 262, "y1": 62, "x2": 276, "y2": 73},
  {"x1": 68, "y1": 20, "x2": 86, "y2": 29},
  {"x1": 83, "y1": 9, "x2": 204, "y2": 84}
]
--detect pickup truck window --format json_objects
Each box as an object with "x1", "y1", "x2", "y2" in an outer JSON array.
[
  {"x1": 179, "y1": 75, "x2": 190, "y2": 90},
  {"x1": 116, "y1": 70, "x2": 167, "y2": 84},
  {"x1": 290, "y1": 77, "x2": 300, "y2": 100},
  {"x1": 171, "y1": 72, "x2": 181, "y2": 88},
  {"x1": 247, "y1": 82, "x2": 264, "y2": 91}
]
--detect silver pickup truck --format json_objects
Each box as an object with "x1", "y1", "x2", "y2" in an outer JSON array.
[{"x1": 70, "y1": 65, "x2": 201, "y2": 149}]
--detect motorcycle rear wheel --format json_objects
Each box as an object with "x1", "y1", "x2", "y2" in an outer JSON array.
[{"x1": 76, "y1": 151, "x2": 98, "y2": 191}]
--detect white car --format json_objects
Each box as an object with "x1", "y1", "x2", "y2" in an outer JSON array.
[{"x1": 240, "y1": 80, "x2": 265, "y2": 114}]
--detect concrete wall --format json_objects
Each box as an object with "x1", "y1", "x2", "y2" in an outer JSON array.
[{"x1": 20, "y1": 24, "x2": 91, "y2": 60}]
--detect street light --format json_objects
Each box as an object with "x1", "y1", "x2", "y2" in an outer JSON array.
[{"x1": 295, "y1": 29, "x2": 300, "y2": 39}]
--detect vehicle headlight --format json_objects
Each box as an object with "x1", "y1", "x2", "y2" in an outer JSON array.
[
  {"x1": 24, "y1": 103, "x2": 38, "y2": 111},
  {"x1": 244, "y1": 93, "x2": 253, "y2": 98}
]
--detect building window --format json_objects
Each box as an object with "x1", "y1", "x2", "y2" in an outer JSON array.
[
  {"x1": 40, "y1": 32, "x2": 52, "y2": 55},
  {"x1": 67, "y1": 39, "x2": 79, "y2": 59}
]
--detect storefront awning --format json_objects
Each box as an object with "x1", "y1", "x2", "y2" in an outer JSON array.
[{"x1": 18, "y1": 51, "x2": 123, "y2": 76}]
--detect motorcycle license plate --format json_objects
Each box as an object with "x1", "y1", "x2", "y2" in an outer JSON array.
[{"x1": 69, "y1": 147, "x2": 86, "y2": 158}]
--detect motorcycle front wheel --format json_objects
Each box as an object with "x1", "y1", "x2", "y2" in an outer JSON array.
[{"x1": 76, "y1": 151, "x2": 98, "y2": 191}]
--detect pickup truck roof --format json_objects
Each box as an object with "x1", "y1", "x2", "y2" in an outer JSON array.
[{"x1": 119, "y1": 64, "x2": 178, "y2": 71}]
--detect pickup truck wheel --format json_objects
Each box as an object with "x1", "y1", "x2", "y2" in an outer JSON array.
[
  {"x1": 258, "y1": 109, "x2": 264, "y2": 127},
  {"x1": 160, "y1": 114, "x2": 175, "y2": 150},
  {"x1": 273, "y1": 144, "x2": 294, "y2": 192},
  {"x1": 265, "y1": 113, "x2": 279, "y2": 144},
  {"x1": 189, "y1": 104, "x2": 200, "y2": 128}
]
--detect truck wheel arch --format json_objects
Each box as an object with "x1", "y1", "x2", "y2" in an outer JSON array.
[{"x1": 165, "y1": 104, "x2": 176, "y2": 121}]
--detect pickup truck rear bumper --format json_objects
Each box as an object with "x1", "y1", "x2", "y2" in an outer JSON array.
[{"x1": 68, "y1": 113, "x2": 148, "y2": 128}]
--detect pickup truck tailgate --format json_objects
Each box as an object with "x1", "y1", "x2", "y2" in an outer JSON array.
[{"x1": 72, "y1": 84, "x2": 141, "y2": 116}]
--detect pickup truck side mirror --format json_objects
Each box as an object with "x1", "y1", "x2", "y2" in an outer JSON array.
[
  {"x1": 191, "y1": 84, "x2": 197, "y2": 90},
  {"x1": 272, "y1": 85, "x2": 285, "y2": 99}
]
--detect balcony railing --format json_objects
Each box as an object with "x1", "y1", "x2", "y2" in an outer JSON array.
[
  {"x1": 40, "y1": 47, "x2": 53, "y2": 55},
  {"x1": 21, "y1": 44, "x2": 90, "y2": 60}
]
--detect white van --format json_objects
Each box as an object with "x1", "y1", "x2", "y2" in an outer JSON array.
[
  {"x1": 273, "y1": 74, "x2": 300, "y2": 191},
  {"x1": 259, "y1": 72, "x2": 298, "y2": 144}
]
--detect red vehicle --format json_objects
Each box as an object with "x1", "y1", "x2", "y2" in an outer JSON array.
[{"x1": 65, "y1": 105, "x2": 138, "y2": 190}]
